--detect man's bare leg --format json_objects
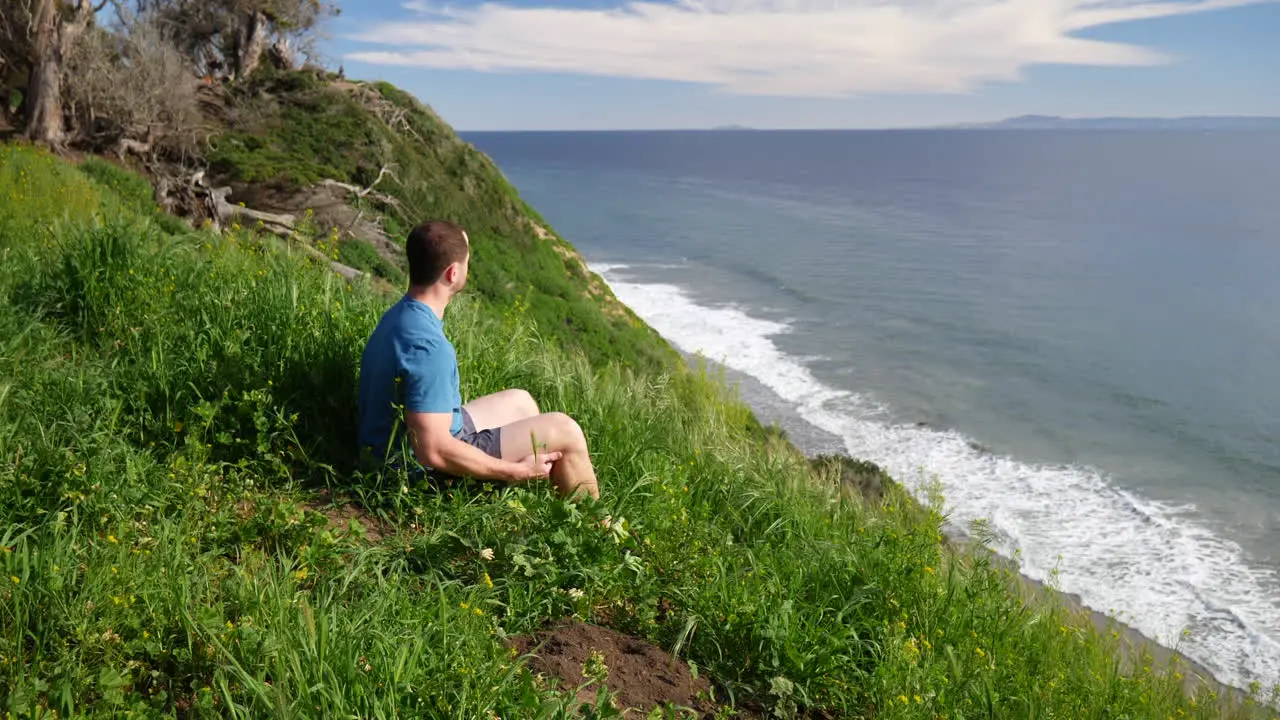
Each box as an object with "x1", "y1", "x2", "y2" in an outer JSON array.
[
  {"x1": 497, "y1": 412, "x2": 600, "y2": 499},
  {"x1": 463, "y1": 389, "x2": 540, "y2": 431}
]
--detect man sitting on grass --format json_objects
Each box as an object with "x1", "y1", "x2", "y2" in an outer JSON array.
[{"x1": 357, "y1": 220, "x2": 601, "y2": 499}]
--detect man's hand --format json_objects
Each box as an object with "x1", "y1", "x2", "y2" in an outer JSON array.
[{"x1": 510, "y1": 449, "x2": 562, "y2": 482}]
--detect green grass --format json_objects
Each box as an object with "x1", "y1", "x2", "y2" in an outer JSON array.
[
  {"x1": 337, "y1": 237, "x2": 405, "y2": 284},
  {"x1": 205, "y1": 68, "x2": 678, "y2": 374},
  {"x1": 3, "y1": 144, "x2": 1279, "y2": 718}
]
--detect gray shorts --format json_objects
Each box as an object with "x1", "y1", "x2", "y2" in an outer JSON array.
[
  {"x1": 396, "y1": 409, "x2": 502, "y2": 486},
  {"x1": 454, "y1": 408, "x2": 503, "y2": 459}
]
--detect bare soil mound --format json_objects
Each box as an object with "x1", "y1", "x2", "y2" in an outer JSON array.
[
  {"x1": 304, "y1": 491, "x2": 389, "y2": 543},
  {"x1": 511, "y1": 620, "x2": 716, "y2": 717}
]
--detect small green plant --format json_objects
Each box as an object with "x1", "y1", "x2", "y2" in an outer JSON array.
[
  {"x1": 583, "y1": 649, "x2": 609, "y2": 685},
  {"x1": 768, "y1": 676, "x2": 798, "y2": 719}
]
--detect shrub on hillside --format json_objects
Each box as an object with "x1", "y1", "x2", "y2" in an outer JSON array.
[
  {"x1": 338, "y1": 237, "x2": 403, "y2": 283},
  {"x1": 64, "y1": 21, "x2": 204, "y2": 155}
]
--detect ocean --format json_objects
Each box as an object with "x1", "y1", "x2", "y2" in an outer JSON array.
[{"x1": 464, "y1": 129, "x2": 1280, "y2": 691}]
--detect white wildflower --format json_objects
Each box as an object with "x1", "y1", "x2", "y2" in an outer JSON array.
[
  {"x1": 480, "y1": 548, "x2": 495, "y2": 561},
  {"x1": 567, "y1": 588, "x2": 584, "y2": 599}
]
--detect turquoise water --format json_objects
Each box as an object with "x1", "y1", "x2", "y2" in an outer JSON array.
[{"x1": 467, "y1": 129, "x2": 1280, "y2": 690}]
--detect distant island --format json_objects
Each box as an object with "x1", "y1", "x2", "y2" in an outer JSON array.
[{"x1": 945, "y1": 115, "x2": 1280, "y2": 131}]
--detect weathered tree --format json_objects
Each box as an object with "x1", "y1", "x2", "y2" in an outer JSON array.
[
  {"x1": 22, "y1": 0, "x2": 102, "y2": 144},
  {"x1": 135, "y1": 0, "x2": 336, "y2": 81}
]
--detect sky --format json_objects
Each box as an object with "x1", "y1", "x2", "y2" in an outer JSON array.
[{"x1": 324, "y1": 0, "x2": 1280, "y2": 130}]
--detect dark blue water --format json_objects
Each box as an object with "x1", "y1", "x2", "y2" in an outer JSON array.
[{"x1": 466, "y1": 129, "x2": 1280, "y2": 690}]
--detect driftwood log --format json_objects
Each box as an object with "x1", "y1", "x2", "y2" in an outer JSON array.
[
  {"x1": 176, "y1": 174, "x2": 367, "y2": 280},
  {"x1": 145, "y1": 165, "x2": 375, "y2": 282},
  {"x1": 209, "y1": 189, "x2": 365, "y2": 279},
  {"x1": 317, "y1": 164, "x2": 399, "y2": 206},
  {"x1": 209, "y1": 186, "x2": 297, "y2": 235}
]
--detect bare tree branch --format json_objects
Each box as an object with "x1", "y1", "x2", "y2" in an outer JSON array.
[
  {"x1": 63, "y1": 13, "x2": 204, "y2": 152},
  {"x1": 317, "y1": 168, "x2": 401, "y2": 208},
  {"x1": 359, "y1": 164, "x2": 395, "y2": 197}
]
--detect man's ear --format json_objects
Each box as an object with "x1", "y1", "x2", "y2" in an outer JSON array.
[{"x1": 443, "y1": 261, "x2": 461, "y2": 285}]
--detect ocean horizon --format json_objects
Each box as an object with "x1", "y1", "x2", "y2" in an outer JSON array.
[{"x1": 465, "y1": 128, "x2": 1280, "y2": 692}]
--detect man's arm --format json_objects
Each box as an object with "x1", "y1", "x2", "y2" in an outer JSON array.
[{"x1": 404, "y1": 410, "x2": 556, "y2": 483}]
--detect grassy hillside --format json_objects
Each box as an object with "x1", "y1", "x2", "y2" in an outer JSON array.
[
  {"x1": 202, "y1": 68, "x2": 677, "y2": 374},
  {"x1": 3, "y1": 144, "x2": 1275, "y2": 717}
]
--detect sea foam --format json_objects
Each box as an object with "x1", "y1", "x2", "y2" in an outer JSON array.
[{"x1": 592, "y1": 262, "x2": 1280, "y2": 692}]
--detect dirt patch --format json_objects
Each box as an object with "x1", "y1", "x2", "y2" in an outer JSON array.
[
  {"x1": 304, "y1": 491, "x2": 388, "y2": 543},
  {"x1": 510, "y1": 620, "x2": 716, "y2": 717},
  {"x1": 530, "y1": 221, "x2": 556, "y2": 242}
]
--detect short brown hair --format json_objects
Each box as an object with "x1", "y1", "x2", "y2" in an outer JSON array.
[{"x1": 406, "y1": 221, "x2": 468, "y2": 286}]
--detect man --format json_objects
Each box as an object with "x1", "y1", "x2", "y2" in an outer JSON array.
[{"x1": 357, "y1": 220, "x2": 600, "y2": 499}]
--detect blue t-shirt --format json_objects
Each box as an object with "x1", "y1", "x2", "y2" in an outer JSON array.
[{"x1": 357, "y1": 296, "x2": 464, "y2": 465}]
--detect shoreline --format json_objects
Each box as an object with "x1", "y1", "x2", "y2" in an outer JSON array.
[
  {"x1": 714, "y1": 357, "x2": 1261, "y2": 703},
  {"x1": 1025, "y1": 574, "x2": 1235, "y2": 697},
  {"x1": 965, "y1": 534, "x2": 1251, "y2": 703},
  {"x1": 599, "y1": 273, "x2": 1276, "y2": 706}
]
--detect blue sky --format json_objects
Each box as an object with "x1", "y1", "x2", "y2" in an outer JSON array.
[{"x1": 324, "y1": 0, "x2": 1279, "y2": 130}]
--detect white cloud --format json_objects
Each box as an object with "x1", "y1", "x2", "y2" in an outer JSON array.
[{"x1": 346, "y1": 0, "x2": 1269, "y2": 97}]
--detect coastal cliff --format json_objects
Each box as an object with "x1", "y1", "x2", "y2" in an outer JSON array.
[{"x1": 0, "y1": 68, "x2": 1275, "y2": 717}]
